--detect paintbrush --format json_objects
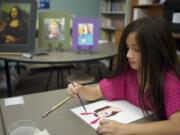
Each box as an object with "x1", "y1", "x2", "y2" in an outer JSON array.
[
  {"x1": 72, "y1": 82, "x2": 87, "y2": 113},
  {"x1": 42, "y1": 96, "x2": 72, "y2": 118}
]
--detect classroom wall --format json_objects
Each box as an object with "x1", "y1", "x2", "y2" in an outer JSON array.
[{"x1": 49, "y1": 0, "x2": 99, "y2": 18}]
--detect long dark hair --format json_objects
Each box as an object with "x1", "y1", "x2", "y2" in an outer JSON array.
[{"x1": 112, "y1": 16, "x2": 180, "y2": 120}]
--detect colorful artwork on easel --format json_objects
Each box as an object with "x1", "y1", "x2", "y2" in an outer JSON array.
[
  {"x1": 78, "y1": 23, "x2": 94, "y2": 45},
  {"x1": 44, "y1": 18, "x2": 65, "y2": 41},
  {"x1": 72, "y1": 18, "x2": 99, "y2": 52},
  {"x1": 38, "y1": 11, "x2": 70, "y2": 49},
  {"x1": 71, "y1": 100, "x2": 148, "y2": 129}
]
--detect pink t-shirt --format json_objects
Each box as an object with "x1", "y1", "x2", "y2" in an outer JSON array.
[{"x1": 99, "y1": 67, "x2": 180, "y2": 118}]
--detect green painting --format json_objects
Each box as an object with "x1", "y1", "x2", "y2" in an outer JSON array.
[{"x1": 38, "y1": 11, "x2": 71, "y2": 50}]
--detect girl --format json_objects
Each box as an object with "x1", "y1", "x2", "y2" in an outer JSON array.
[{"x1": 67, "y1": 16, "x2": 180, "y2": 135}]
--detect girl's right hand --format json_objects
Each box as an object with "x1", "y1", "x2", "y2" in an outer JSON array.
[{"x1": 67, "y1": 82, "x2": 82, "y2": 97}]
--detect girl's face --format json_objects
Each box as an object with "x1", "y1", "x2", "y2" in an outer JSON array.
[
  {"x1": 49, "y1": 21, "x2": 59, "y2": 33},
  {"x1": 126, "y1": 32, "x2": 141, "y2": 71},
  {"x1": 95, "y1": 107, "x2": 121, "y2": 118},
  {"x1": 11, "y1": 7, "x2": 18, "y2": 19}
]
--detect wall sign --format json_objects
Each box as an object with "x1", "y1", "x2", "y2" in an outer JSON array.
[{"x1": 37, "y1": 0, "x2": 50, "y2": 9}]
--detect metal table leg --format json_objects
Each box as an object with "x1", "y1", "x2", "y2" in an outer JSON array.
[
  {"x1": 4, "y1": 60, "x2": 12, "y2": 97},
  {"x1": 109, "y1": 57, "x2": 114, "y2": 71},
  {"x1": 16, "y1": 62, "x2": 20, "y2": 75}
]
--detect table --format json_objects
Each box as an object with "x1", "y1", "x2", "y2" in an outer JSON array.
[
  {"x1": 0, "y1": 89, "x2": 97, "y2": 135},
  {"x1": 0, "y1": 108, "x2": 5, "y2": 135},
  {"x1": 0, "y1": 43, "x2": 118, "y2": 97},
  {"x1": 0, "y1": 88, "x2": 150, "y2": 135}
]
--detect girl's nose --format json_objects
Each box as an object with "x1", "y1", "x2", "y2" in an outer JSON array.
[{"x1": 126, "y1": 49, "x2": 133, "y2": 58}]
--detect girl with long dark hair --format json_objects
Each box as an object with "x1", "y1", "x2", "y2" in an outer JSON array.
[{"x1": 67, "y1": 16, "x2": 180, "y2": 135}]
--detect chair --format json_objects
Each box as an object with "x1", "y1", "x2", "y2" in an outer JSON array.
[
  {"x1": 44, "y1": 64, "x2": 75, "y2": 90},
  {"x1": 66, "y1": 62, "x2": 105, "y2": 85},
  {"x1": 66, "y1": 71, "x2": 95, "y2": 85},
  {"x1": 25, "y1": 63, "x2": 75, "y2": 90}
]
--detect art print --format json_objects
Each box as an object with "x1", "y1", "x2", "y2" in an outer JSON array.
[
  {"x1": 72, "y1": 18, "x2": 99, "y2": 52},
  {"x1": 38, "y1": 12, "x2": 70, "y2": 50},
  {"x1": 0, "y1": 0, "x2": 36, "y2": 52}
]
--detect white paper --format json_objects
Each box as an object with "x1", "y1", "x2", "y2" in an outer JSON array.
[
  {"x1": 71, "y1": 100, "x2": 150, "y2": 129},
  {"x1": 4, "y1": 96, "x2": 24, "y2": 106},
  {"x1": 133, "y1": 8, "x2": 148, "y2": 21},
  {"x1": 138, "y1": 0, "x2": 153, "y2": 5},
  {"x1": 172, "y1": 12, "x2": 180, "y2": 24},
  {"x1": 98, "y1": 40, "x2": 108, "y2": 44},
  {"x1": 177, "y1": 50, "x2": 180, "y2": 56},
  {"x1": 160, "y1": 0, "x2": 166, "y2": 4},
  {"x1": 34, "y1": 129, "x2": 50, "y2": 135}
]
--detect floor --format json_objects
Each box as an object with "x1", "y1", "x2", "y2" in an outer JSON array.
[{"x1": 0, "y1": 62, "x2": 109, "y2": 99}]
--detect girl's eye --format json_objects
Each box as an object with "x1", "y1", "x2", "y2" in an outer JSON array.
[
  {"x1": 103, "y1": 112, "x2": 110, "y2": 116},
  {"x1": 132, "y1": 46, "x2": 140, "y2": 52},
  {"x1": 134, "y1": 48, "x2": 140, "y2": 52}
]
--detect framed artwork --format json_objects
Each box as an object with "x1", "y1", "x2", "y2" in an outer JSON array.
[
  {"x1": 0, "y1": 0, "x2": 37, "y2": 53},
  {"x1": 38, "y1": 11, "x2": 71, "y2": 50},
  {"x1": 72, "y1": 18, "x2": 99, "y2": 52}
]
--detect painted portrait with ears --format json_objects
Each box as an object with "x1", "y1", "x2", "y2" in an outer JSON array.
[{"x1": 84, "y1": 106, "x2": 122, "y2": 124}]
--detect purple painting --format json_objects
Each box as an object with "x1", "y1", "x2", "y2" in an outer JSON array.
[{"x1": 72, "y1": 18, "x2": 99, "y2": 51}]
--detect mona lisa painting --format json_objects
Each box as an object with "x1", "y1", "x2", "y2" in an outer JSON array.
[{"x1": 0, "y1": 0, "x2": 36, "y2": 53}]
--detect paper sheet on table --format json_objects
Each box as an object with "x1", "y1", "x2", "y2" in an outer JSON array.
[
  {"x1": 98, "y1": 40, "x2": 108, "y2": 44},
  {"x1": 71, "y1": 100, "x2": 148, "y2": 129},
  {"x1": 172, "y1": 12, "x2": 180, "y2": 24},
  {"x1": 4, "y1": 96, "x2": 24, "y2": 106}
]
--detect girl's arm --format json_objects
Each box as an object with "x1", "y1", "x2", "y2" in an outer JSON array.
[
  {"x1": 97, "y1": 111, "x2": 180, "y2": 135},
  {"x1": 67, "y1": 83, "x2": 103, "y2": 101}
]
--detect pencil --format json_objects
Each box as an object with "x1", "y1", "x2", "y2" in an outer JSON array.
[{"x1": 42, "y1": 96, "x2": 72, "y2": 118}]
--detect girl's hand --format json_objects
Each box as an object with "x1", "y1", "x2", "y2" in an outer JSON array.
[
  {"x1": 97, "y1": 119, "x2": 129, "y2": 135},
  {"x1": 67, "y1": 82, "x2": 82, "y2": 97}
]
